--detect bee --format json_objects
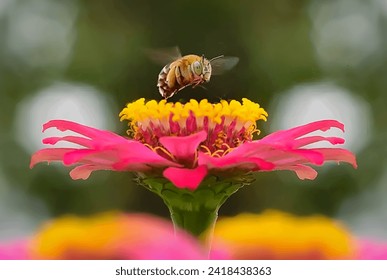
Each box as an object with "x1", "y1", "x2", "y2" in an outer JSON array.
[{"x1": 147, "y1": 46, "x2": 239, "y2": 99}]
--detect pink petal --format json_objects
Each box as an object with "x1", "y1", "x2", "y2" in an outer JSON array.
[
  {"x1": 43, "y1": 120, "x2": 119, "y2": 140},
  {"x1": 253, "y1": 149, "x2": 312, "y2": 166},
  {"x1": 198, "y1": 145, "x2": 322, "y2": 171},
  {"x1": 63, "y1": 150, "x2": 98, "y2": 165},
  {"x1": 32, "y1": 120, "x2": 180, "y2": 180},
  {"x1": 70, "y1": 162, "x2": 157, "y2": 180},
  {"x1": 213, "y1": 142, "x2": 275, "y2": 160},
  {"x1": 163, "y1": 166, "x2": 208, "y2": 190},
  {"x1": 313, "y1": 148, "x2": 358, "y2": 168},
  {"x1": 290, "y1": 149, "x2": 324, "y2": 165},
  {"x1": 69, "y1": 164, "x2": 107, "y2": 180},
  {"x1": 261, "y1": 120, "x2": 344, "y2": 143},
  {"x1": 159, "y1": 131, "x2": 207, "y2": 160},
  {"x1": 43, "y1": 136, "x2": 93, "y2": 148},
  {"x1": 198, "y1": 152, "x2": 275, "y2": 171},
  {"x1": 112, "y1": 156, "x2": 180, "y2": 170},
  {"x1": 292, "y1": 136, "x2": 345, "y2": 148},
  {"x1": 197, "y1": 119, "x2": 356, "y2": 180},
  {"x1": 30, "y1": 148, "x2": 75, "y2": 168},
  {"x1": 112, "y1": 143, "x2": 181, "y2": 170},
  {"x1": 273, "y1": 164, "x2": 318, "y2": 180}
]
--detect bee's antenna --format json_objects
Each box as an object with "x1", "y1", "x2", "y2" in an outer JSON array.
[{"x1": 210, "y1": 55, "x2": 224, "y2": 62}]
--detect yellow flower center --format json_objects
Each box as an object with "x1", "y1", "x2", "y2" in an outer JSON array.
[
  {"x1": 119, "y1": 98, "x2": 268, "y2": 158},
  {"x1": 120, "y1": 98, "x2": 267, "y2": 125}
]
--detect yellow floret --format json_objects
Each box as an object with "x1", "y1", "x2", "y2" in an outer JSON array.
[{"x1": 119, "y1": 98, "x2": 268, "y2": 125}]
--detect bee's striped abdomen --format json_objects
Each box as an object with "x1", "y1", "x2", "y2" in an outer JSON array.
[{"x1": 157, "y1": 63, "x2": 178, "y2": 99}]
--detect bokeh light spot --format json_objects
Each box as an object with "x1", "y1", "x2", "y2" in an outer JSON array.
[
  {"x1": 4, "y1": 0, "x2": 78, "y2": 69},
  {"x1": 269, "y1": 82, "x2": 372, "y2": 153},
  {"x1": 14, "y1": 82, "x2": 118, "y2": 154},
  {"x1": 309, "y1": 0, "x2": 381, "y2": 70}
]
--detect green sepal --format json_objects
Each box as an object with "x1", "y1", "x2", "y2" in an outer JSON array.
[{"x1": 135, "y1": 173, "x2": 254, "y2": 237}]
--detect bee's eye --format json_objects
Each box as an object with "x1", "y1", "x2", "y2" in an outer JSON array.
[{"x1": 192, "y1": 61, "x2": 202, "y2": 75}]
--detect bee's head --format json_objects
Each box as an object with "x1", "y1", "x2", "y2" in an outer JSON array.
[
  {"x1": 191, "y1": 55, "x2": 212, "y2": 82},
  {"x1": 201, "y1": 55, "x2": 212, "y2": 82}
]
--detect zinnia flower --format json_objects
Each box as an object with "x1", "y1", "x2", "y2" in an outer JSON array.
[
  {"x1": 30, "y1": 98, "x2": 356, "y2": 237},
  {"x1": 3, "y1": 213, "x2": 209, "y2": 260}
]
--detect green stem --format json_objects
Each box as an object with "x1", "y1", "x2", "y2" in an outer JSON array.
[
  {"x1": 168, "y1": 204, "x2": 218, "y2": 258},
  {"x1": 169, "y1": 206, "x2": 219, "y2": 237},
  {"x1": 137, "y1": 174, "x2": 254, "y2": 239}
]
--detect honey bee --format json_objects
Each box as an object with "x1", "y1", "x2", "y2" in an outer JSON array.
[{"x1": 147, "y1": 46, "x2": 239, "y2": 99}]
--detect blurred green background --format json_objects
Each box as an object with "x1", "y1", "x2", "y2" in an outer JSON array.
[{"x1": 0, "y1": 0, "x2": 384, "y2": 240}]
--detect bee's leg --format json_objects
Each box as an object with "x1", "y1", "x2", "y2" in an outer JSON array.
[
  {"x1": 164, "y1": 89, "x2": 178, "y2": 99},
  {"x1": 191, "y1": 79, "x2": 203, "y2": 89}
]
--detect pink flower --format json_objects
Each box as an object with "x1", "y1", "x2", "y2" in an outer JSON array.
[{"x1": 31, "y1": 98, "x2": 356, "y2": 190}]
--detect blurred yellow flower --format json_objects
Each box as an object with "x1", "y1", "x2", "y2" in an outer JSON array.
[
  {"x1": 211, "y1": 210, "x2": 355, "y2": 259},
  {"x1": 29, "y1": 212, "x2": 207, "y2": 260}
]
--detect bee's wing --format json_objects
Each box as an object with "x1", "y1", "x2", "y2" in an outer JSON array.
[
  {"x1": 210, "y1": 56, "x2": 239, "y2": 75},
  {"x1": 145, "y1": 46, "x2": 182, "y2": 65}
]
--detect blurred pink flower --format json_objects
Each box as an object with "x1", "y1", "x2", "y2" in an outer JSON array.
[
  {"x1": 0, "y1": 213, "x2": 212, "y2": 260},
  {"x1": 0, "y1": 240, "x2": 30, "y2": 260},
  {"x1": 30, "y1": 99, "x2": 356, "y2": 191},
  {"x1": 356, "y1": 239, "x2": 387, "y2": 260}
]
